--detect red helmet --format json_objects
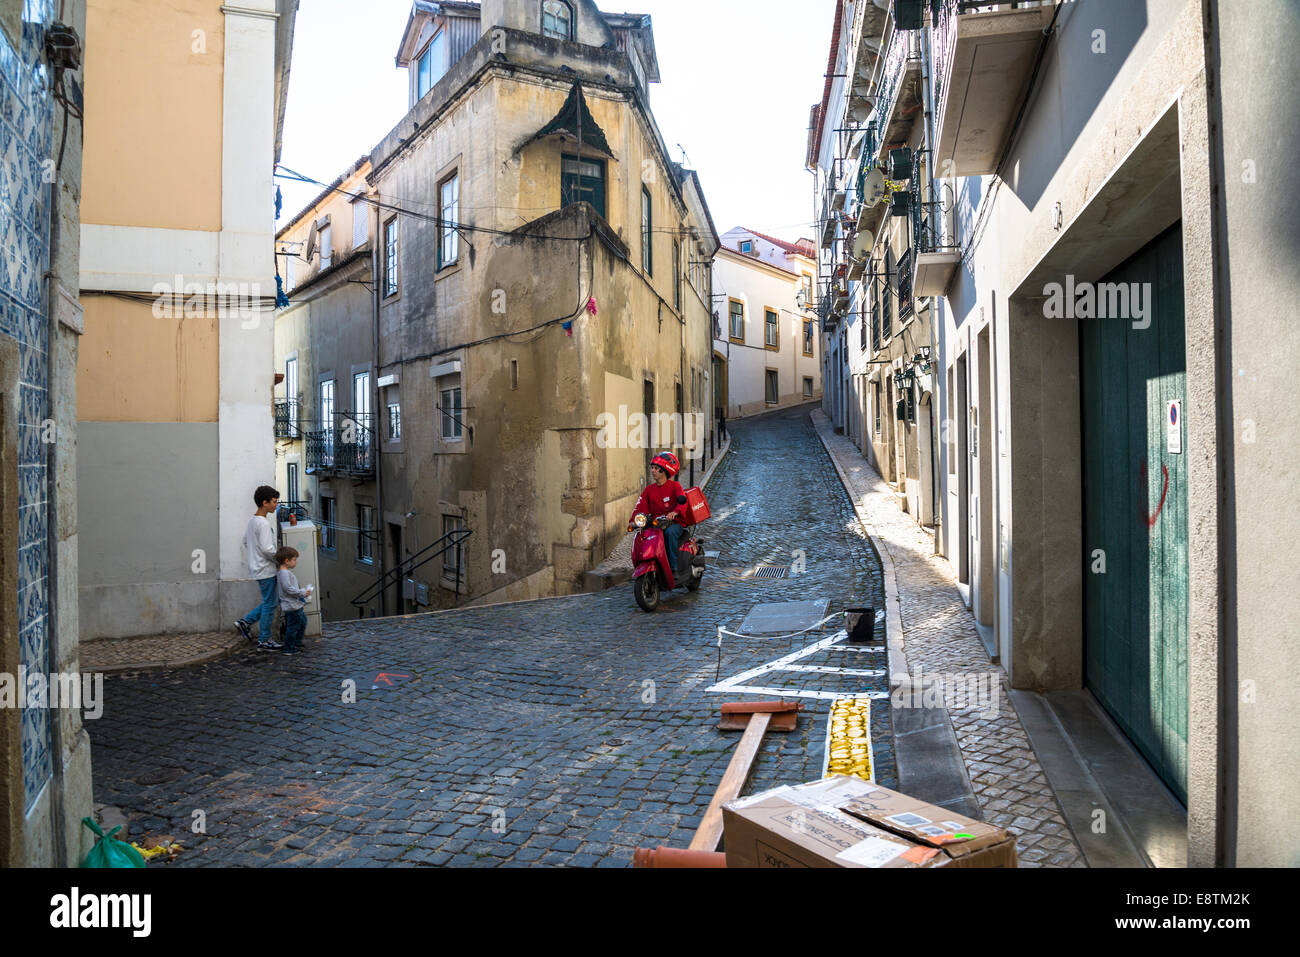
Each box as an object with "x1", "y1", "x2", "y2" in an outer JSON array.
[{"x1": 650, "y1": 451, "x2": 680, "y2": 478}]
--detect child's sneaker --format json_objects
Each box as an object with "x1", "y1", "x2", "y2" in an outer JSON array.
[
  {"x1": 257, "y1": 640, "x2": 283, "y2": 652},
  {"x1": 282, "y1": 647, "x2": 300, "y2": 656}
]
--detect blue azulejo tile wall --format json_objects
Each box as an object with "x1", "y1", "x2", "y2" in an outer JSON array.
[{"x1": 0, "y1": 0, "x2": 55, "y2": 812}]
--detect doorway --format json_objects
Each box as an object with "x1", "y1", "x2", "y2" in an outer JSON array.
[{"x1": 1081, "y1": 223, "x2": 1188, "y2": 803}]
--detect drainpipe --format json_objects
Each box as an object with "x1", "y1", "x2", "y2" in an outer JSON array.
[
  {"x1": 921, "y1": 7, "x2": 942, "y2": 548},
  {"x1": 372, "y1": 193, "x2": 387, "y2": 616}
]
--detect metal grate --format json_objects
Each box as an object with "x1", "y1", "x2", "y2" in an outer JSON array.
[{"x1": 749, "y1": 566, "x2": 790, "y2": 579}]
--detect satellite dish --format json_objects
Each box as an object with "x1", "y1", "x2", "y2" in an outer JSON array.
[
  {"x1": 861, "y1": 168, "x2": 887, "y2": 208},
  {"x1": 851, "y1": 229, "x2": 875, "y2": 261}
]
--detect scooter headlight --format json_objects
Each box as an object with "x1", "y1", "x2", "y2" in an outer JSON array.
[{"x1": 633, "y1": 513, "x2": 648, "y2": 529}]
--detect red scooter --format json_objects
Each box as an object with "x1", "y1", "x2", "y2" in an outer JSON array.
[{"x1": 630, "y1": 494, "x2": 706, "y2": 612}]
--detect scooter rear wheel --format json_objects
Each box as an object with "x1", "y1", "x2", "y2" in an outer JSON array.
[{"x1": 634, "y1": 573, "x2": 659, "y2": 612}]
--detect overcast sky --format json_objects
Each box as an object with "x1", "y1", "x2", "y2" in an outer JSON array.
[{"x1": 277, "y1": 0, "x2": 839, "y2": 242}]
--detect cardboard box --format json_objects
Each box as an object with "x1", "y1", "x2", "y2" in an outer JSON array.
[{"x1": 722, "y1": 776, "x2": 1017, "y2": 868}]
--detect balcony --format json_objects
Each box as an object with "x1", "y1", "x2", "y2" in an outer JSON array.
[
  {"x1": 933, "y1": 0, "x2": 1057, "y2": 176},
  {"x1": 305, "y1": 412, "x2": 376, "y2": 476},
  {"x1": 871, "y1": 25, "x2": 923, "y2": 166},
  {"x1": 846, "y1": 0, "x2": 891, "y2": 124},
  {"x1": 912, "y1": 198, "x2": 962, "y2": 297},
  {"x1": 273, "y1": 397, "x2": 302, "y2": 439}
]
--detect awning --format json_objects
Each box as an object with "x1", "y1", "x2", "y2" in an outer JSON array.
[{"x1": 515, "y1": 82, "x2": 616, "y2": 161}]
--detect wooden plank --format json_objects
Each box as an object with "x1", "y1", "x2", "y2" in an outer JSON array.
[{"x1": 689, "y1": 712, "x2": 771, "y2": 852}]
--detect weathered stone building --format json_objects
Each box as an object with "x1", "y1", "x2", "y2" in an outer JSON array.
[{"x1": 274, "y1": 0, "x2": 720, "y2": 621}]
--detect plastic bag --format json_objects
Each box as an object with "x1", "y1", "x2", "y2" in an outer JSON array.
[{"x1": 81, "y1": 816, "x2": 147, "y2": 868}]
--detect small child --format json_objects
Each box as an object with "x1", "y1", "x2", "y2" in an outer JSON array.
[{"x1": 275, "y1": 546, "x2": 313, "y2": 656}]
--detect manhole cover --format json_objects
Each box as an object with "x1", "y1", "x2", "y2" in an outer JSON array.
[
  {"x1": 737, "y1": 599, "x2": 831, "y2": 636},
  {"x1": 605, "y1": 739, "x2": 628, "y2": 747}
]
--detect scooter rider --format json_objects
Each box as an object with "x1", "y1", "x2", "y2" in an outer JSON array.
[{"x1": 630, "y1": 451, "x2": 688, "y2": 577}]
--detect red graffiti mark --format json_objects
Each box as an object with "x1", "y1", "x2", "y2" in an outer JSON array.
[
  {"x1": 1138, "y1": 461, "x2": 1170, "y2": 527},
  {"x1": 372, "y1": 672, "x2": 410, "y2": 686}
]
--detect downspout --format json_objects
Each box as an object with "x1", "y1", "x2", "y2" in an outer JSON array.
[
  {"x1": 372, "y1": 192, "x2": 387, "y2": 616},
  {"x1": 921, "y1": 5, "x2": 942, "y2": 548}
]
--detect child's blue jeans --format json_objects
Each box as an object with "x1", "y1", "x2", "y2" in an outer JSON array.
[{"x1": 283, "y1": 609, "x2": 307, "y2": 652}]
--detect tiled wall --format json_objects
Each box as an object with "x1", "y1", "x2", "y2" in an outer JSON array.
[{"x1": 0, "y1": 0, "x2": 55, "y2": 811}]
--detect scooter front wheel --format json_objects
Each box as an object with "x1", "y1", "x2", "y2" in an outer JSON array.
[
  {"x1": 686, "y1": 566, "x2": 703, "y2": 592},
  {"x1": 634, "y1": 573, "x2": 659, "y2": 612}
]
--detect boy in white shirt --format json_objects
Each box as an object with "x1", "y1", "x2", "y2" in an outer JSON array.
[{"x1": 234, "y1": 485, "x2": 283, "y2": 651}]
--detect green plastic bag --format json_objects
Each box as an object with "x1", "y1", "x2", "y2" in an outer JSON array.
[{"x1": 81, "y1": 816, "x2": 146, "y2": 868}]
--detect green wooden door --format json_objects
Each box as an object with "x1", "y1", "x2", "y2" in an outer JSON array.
[{"x1": 1081, "y1": 223, "x2": 1188, "y2": 803}]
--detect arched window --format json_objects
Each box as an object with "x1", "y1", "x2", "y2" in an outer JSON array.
[{"x1": 542, "y1": 1, "x2": 573, "y2": 40}]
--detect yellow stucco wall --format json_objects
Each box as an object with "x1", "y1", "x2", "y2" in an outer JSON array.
[
  {"x1": 81, "y1": 0, "x2": 225, "y2": 230},
  {"x1": 78, "y1": 295, "x2": 219, "y2": 422}
]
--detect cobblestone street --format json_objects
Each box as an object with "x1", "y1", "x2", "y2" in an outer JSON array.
[{"x1": 88, "y1": 403, "x2": 896, "y2": 866}]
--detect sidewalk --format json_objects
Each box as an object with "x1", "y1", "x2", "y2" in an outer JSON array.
[
  {"x1": 79, "y1": 630, "x2": 246, "y2": 674},
  {"x1": 812, "y1": 409, "x2": 1085, "y2": 868}
]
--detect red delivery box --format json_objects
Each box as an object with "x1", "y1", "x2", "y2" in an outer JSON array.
[{"x1": 682, "y1": 487, "x2": 711, "y2": 525}]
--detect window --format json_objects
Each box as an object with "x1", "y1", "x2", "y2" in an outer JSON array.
[
  {"x1": 285, "y1": 357, "x2": 299, "y2": 429},
  {"x1": 673, "y1": 240, "x2": 681, "y2": 311},
  {"x1": 801, "y1": 273, "x2": 813, "y2": 306},
  {"x1": 861, "y1": 312, "x2": 867, "y2": 350},
  {"x1": 510, "y1": 359, "x2": 519, "y2": 390},
  {"x1": 357, "y1": 504, "x2": 375, "y2": 564},
  {"x1": 442, "y1": 514, "x2": 466, "y2": 578},
  {"x1": 641, "y1": 187, "x2": 652, "y2": 275},
  {"x1": 319, "y1": 379, "x2": 336, "y2": 464},
  {"x1": 417, "y1": 29, "x2": 448, "y2": 100},
  {"x1": 883, "y1": 248, "x2": 894, "y2": 339},
  {"x1": 438, "y1": 172, "x2": 459, "y2": 268},
  {"x1": 765, "y1": 369, "x2": 779, "y2": 404},
  {"x1": 803, "y1": 320, "x2": 815, "y2": 356},
  {"x1": 561, "y1": 154, "x2": 606, "y2": 218},
  {"x1": 803, "y1": 377, "x2": 814, "y2": 398},
  {"x1": 874, "y1": 380, "x2": 882, "y2": 434},
  {"x1": 729, "y1": 299, "x2": 744, "y2": 342},
  {"x1": 321, "y1": 497, "x2": 337, "y2": 550},
  {"x1": 388, "y1": 402, "x2": 401, "y2": 440},
  {"x1": 739, "y1": 239, "x2": 753, "y2": 253},
  {"x1": 286, "y1": 462, "x2": 299, "y2": 505},
  {"x1": 352, "y1": 198, "x2": 368, "y2": 249},
  {"x1": 541, "y1": 0, "x2": 572, "y2": 40},
  {"x1": 384, "y1": 217, "x2": 398, "y2": 297},
  {"x1": 765, "y1": 309, "x2": 779, "y2": 349},
  {"x1": 440, "y1": 381, "x2": 463, "y2": 440},
  {"x1": 318, "y1": 224, "x2": 332, "y2": 269}
]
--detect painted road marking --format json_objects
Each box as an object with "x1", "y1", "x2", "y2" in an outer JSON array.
[{"x1": 707, "y1": 630, "x2": 885, "y2": 701}]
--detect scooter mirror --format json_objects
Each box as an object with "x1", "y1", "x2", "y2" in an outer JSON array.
[{"x1": 676, "y1": 495, "x2": 688, "y2": 504}]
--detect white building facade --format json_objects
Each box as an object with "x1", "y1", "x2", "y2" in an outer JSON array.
[{"x1": 712, "y1": 227, "x2": 821, "y2": 419}]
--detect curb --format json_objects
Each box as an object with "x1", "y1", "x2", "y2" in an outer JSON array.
[
  {"x1": 809, "y1": 409, "x2": 909, "y2": 690},
  {"x1": 81, "y1": 633, "x2": 247, "y2": 675}
]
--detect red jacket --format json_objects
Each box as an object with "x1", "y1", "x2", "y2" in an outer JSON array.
[{"x1": 633, "y1": 480, "x2": 685, "y2": 522}]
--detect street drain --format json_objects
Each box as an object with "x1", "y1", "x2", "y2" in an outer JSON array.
[
  {"x1": 749, "y1": 566, "x2": 790, "y2": 579},
  {"x1": 136, "y1": 767, "x2": 185, "y2": 786}
]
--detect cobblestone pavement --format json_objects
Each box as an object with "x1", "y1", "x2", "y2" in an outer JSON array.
[
  {"x1": 812, "y1": 409, "x2": 1086, "y2": 868},
  {"x1": 88, "y1": 403, "x2": 894, "y2": 867}
]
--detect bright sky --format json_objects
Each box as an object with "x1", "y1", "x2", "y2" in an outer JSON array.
[{"x1": 277, "y1": 0, "x2": 839, "y2": 242}]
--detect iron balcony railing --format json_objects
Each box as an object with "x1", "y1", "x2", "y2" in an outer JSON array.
[
  {"x1": 273, "y1": 397, "x2": 302, "y2": 439},
  {"x1": 305, "y1": 411, "x2": 376, "y2": 475},
  {"x1": 914, "y1": 197, "x2": 960, "y2": 255},
  {"x1": 873, "y1": 26, "x2": 919, "y2": 157},
  {"x1": 897, "y1": 248, "x2": 914, "y2": 320}
]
